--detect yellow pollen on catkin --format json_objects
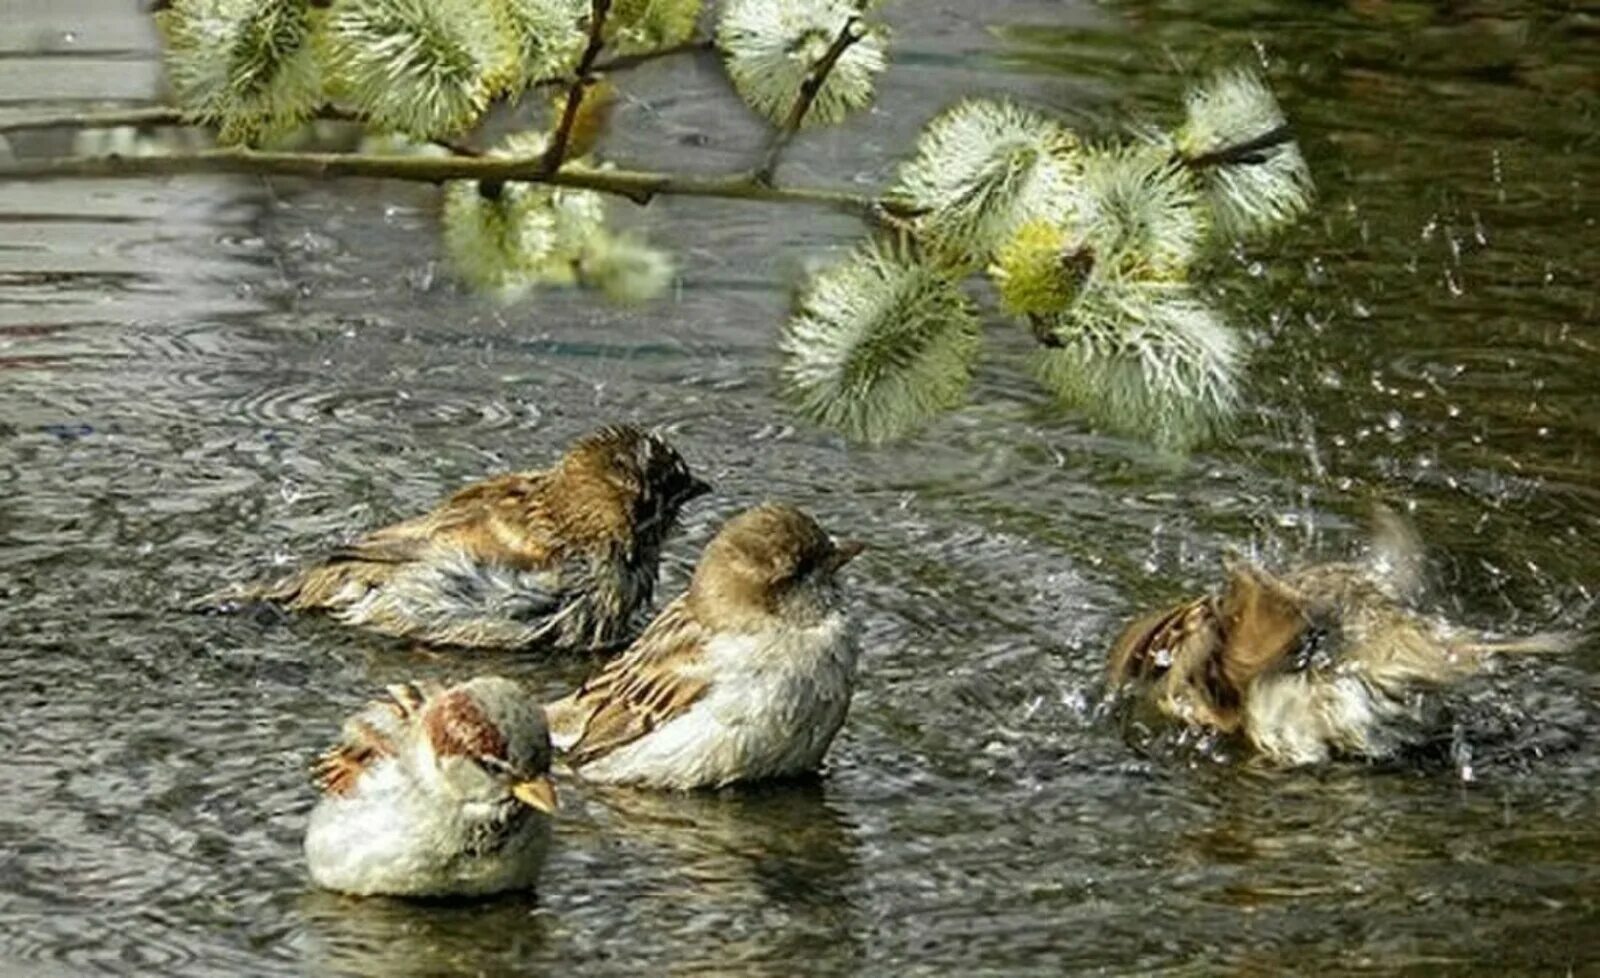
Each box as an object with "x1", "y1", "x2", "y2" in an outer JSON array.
[{"x1": 989, "y1": 220, "x2": 1083, "y2": 318}]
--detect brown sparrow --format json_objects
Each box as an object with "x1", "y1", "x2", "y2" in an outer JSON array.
[
  {"x1": 304, "y1": 676, "x2": 558, "y2": 898},
  {"x1": 545, "y1": 503, "x2": 864, "y2": 790},
  {"x1": 1107, "y1": 508, "x2": 1573, "y2": 766},
  {"x1": 216, "y1": 424, "x2": 710, "y2": 650}
]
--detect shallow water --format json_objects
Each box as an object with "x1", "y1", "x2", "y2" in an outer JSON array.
[{"x1": 1, "y1": 1, "x2": 1597, "y2": 974}]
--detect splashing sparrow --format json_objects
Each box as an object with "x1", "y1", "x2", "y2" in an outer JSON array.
[
  {"x1": 1107, "y1": 508, "x2": 1574, "y2": 766},
  {"x1": 305, "y1": 676, "x2": 558, "y2": 898},
  {"x1": 545, "y1": 503, "x2": 864, "y2": 790},
  {"x1": 216, "y1": 425, "x2": 710, "y2": 650}
]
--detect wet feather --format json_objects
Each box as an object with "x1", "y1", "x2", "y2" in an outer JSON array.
[
  {"x1": 208, "y1": 425, "x2": 709, "y2": 651},
  {"x1": 1108, "y1": 508, "x2": 1573, "y2": 766}
]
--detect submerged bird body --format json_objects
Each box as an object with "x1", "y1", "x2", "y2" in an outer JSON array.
[
  {"x1": 1108, "y1": 511, "x2": 1569, "y2": 766},
  {"x1": 305, "y1": 676, "x2": 559, "y2": 898},
  {"x1": 226, "y1": 425, "x2": 709, "y2": 650},
  {"x1": 546, "y1": 503, "x2": 863, "y2": 791}
]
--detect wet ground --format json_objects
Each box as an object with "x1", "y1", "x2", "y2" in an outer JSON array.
[{"x1": 1, "y1": 1, "x2": 1597, "y2": 974}]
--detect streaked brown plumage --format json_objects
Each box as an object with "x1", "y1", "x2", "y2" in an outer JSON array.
[
  {"x1": 1107, "y1": 509, "x2": 1573, "y2": 766},
  {"x1": 545, "y1": 503, "x2": 864, "y2": 790},
  {"x1": 212, "y1": 425, "x2": 710, "y2": 651},
  {"x1": 552, "y1": 598, "x2": 711, "y2": 770}
]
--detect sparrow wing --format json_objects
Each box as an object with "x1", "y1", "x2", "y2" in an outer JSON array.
[
  {"x1": 1214, "y1": 558, "x2": 1313, "y2": 690},
  {"x1": 424, "y1": 472, "x2": 569, "y2": 569},
  {"x1": 552, "y1": 597, "x2": 712, "y2": 768},
  {"x1": 330, "y1": 471, "x2": 565, "y2": 571},
  {"x1": 1108, "y1": 558, "x2": 1314, "y2": 732},
  {"x1": 1107, "y1": 595, "x2": 1221, "y2": 685},
  {"x1": 311, "y1": 681, "x2": 444, "y2": 796}
]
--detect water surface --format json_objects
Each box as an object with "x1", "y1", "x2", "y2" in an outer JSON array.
[{"x1": 1, "y1": 1, "x2": 1597, "y2": 974}]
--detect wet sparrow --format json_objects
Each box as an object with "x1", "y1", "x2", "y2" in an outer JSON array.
[
  {"x1": 1107, "y1": 508, "x2": 1573, "y2": 766},
  {"x1": 305, "y1": 676, "x2": 558, "y2": 898},
  {"x1": 545, "y1": 503, "x2": 864, "y2": 791},
  {"x1": 218, "y1": 424, "x2": 710, "y2": 650}
]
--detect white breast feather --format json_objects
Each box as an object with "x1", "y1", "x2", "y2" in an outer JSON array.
[
  {"x1": 578, "y1": 611, "x2": 858, "y2": 790},
  {"x1": 304, "y1": 751, "x2": 550, "y2": 897}
]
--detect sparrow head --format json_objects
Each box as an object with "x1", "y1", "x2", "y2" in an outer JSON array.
[
  {"x1": 560, "y1": 425, "x2": 711, "y2": 536},
  {"x1": 688, "y1": 503, "x2": 864, "y2": 630},
  {"x1": 417, "y1": 677, "x2": 558, "y2": 814}
]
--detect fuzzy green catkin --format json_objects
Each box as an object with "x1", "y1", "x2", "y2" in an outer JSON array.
[
  {"x1": 493, "y1": 0, "x2": 587, "y2": 91},
  {"x1": 781, "y1": 239, "x2": 980, "y2": 444},
  {"x1": 579, "y1": 232, "x2": 675, "y2": 303},
  {"x1": 607, "y1": 0, "x2": 704, "y2": 56},
  {"x1": 322, "y1": 0, "x2": 518, "y2": 138},
  {"x1": 442, "y1": 180, "x2": 560, "y2": 297},
  {"x1": 891, "y1": 99, "x2": 1083, "y2": 262},
  {"x1": 1176, "y1": 68, "x2": 1313, "y2": 240},
  {"x1": 1075, "y1": 143, "x2": 1206, "y2": 280},
  {"x1": 1035, "y1": 281, "x2": 1242, "y2": 450},
  {"x1": 440, "y1": 130, "x2": 671, "y2": 303},
  {"x1": 159, "y1": 0, "x2": 324, "y2": 146},
  {"x1": 717, "y1": 0, "x2": 887, "y2": 128},
  {"x1": 441, "y1": 131, "x2": 603, "y2": 297}
]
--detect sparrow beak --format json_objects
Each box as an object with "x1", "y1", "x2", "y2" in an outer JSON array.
[
  {"x1": 685, "y1": 476, "x2": 713, "y2": 501},
  {"x1": 828, "y1": 539, "x2": 866, "y2": 571},
  {"x1": 511, "y1": 775, "x2": 559, "y2": 814}
]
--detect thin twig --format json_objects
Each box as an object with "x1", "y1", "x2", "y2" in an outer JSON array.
[
  {"x1": 542, "y1": 0, "x2": 612, "y2": 177},
  {"x1": 1182, "y1": 123, "x2": 1294, "y2": 169},
  {"x1": 753, "y1": 16, "x2": 867, "y2": 186},
  {"x1": 590, "y1": 37, "x2": 714, "y2": 75},
  {"x1": 0, "y1": 148, "x2": 926, "y2": 216}
]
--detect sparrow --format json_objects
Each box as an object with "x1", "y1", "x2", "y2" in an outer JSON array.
[
  {"x1": 1106, "y1": 508, "x2": 1574, "y2": 766},
  {"x1": 304, "y1": 676, "x2": 559, "y2": 898},
  {"x1": 215, "y1": 424, "x2": 710, "y2": 651},
  {"x1": 545, "y1": 503, "x2": 864, "y2": 791}
]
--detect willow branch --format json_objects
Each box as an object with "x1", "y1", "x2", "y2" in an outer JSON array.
[
  {"x1": 0, "y1": 148, "x2": 933, "y2": 217},
  {"x1": 753, "y1": 16, "x2": 867, "y2": 186},
  {"x1": 543, "y1": 0, "x2": 612, "y2": 177},
  {"x1": 1182, "y1": 124, "x2": 1294, "y2": 169}
]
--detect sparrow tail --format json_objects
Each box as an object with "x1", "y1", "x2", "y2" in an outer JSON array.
[
  {"x1": 187, "y1": 570, "x2": 314, "y2": 613},
  {"x1": 1457, "y1": 629, "x2": 1583, "y2": 657}
]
